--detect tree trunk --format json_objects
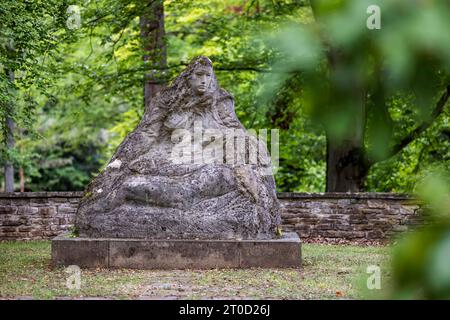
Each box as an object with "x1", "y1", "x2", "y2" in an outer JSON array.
[
  {"x1": 325, "y1": 137, "x2": 368, "y2": 192},
  {"x1": 19, "y1": 166, "x2": 25, "y2": 192},
  {"x1": 309, "y1": 0, "x2": 370, "y2": 192},
  {"x1": 140, "y1": 0, "x2": 167, "y2": 110},
  {"x1": 325, "y1": 91, "x2": 368, "y2": 192},
  {"x1": 4, "y1": 70, "x2": 15, "y2": 193}
]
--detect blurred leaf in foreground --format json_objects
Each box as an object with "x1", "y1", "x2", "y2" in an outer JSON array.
[{"x1": 392, "y1": 169, "x2": 450, "y2": 299}]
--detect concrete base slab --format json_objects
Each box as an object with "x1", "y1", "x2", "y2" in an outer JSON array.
[{"x1": 51, "y1": 232, "x2": 301, "y2": 269}]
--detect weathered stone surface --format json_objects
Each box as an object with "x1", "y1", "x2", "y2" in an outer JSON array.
[
  {"x1": 51, "y1": 232, "x2": 301, "y2": 269},
  {"x1": 240, "y1": 232, "x2": 301, "y2": 268},
  {"x1": 52, "y1": 236, "x2": 109, "y2": 267},
  {"x1": 109, "y1": 240, "x2": 240, "y2": 269},
  {"x1": 74, "y1": 56, "x2": 280, "y2": 240}
]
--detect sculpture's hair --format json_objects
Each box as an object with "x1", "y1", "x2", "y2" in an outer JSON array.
[{"x1": 142, "y1": 56, "x2": 234, "y2": 130}]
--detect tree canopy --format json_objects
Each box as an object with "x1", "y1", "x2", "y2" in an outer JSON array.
[{"x1": 0, "y1": 0, "x2": 448, "y2": 193}]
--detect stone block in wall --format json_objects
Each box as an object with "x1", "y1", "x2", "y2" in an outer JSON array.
[
  {"x1": 282, "y1": 217, "x2": 301, "y2": 224},
  {"x1": 43, "y1": 230, "x2": 59, "y2": 237},
  {"x1": 371, "y1": 220, "x2": 395, "y2": 229},
  {"x1": 29, "y1": 218, "x2": 44, "y2": 225},
  {"x1": 313, "y1": 223, "x2": 335, "y2": 230},
  {"x1": 28, "y1": 198, "x2": 48, "y2": 205},
  {"x1": 296, "y1": 217, "x2": 322, "y2": 224},
  {"x1": 57, "y1": 205, "x2": 77, "y2": 214},
  {"x1": 399, "y1": 206, "x2": 419, "y2": 215},
  {"x1": 41, "y1": 218, "x2": 61, "y2": 226},
  {"x1": 1, "y1": 226, "x2": 18, "y2": 232},
  {"x1": 335, "y1": 224, "x2": 352, "y2": 231},
  {"x1": 0, "y1": 199, "x2": 12, "y2": 206},
  {"x1": 327, "y1": 214, "x2": 349, "y2": 219},
  {"x1": 282, "y1": 210, "x2": 311, "y2": 218},
  {"x1": 18, "y1": 216, "x2": 29, "y2": 225},
  {"x1": 38, "y1": 207, "x2": 57, "y2": 216},
  {"x1": 2, "y1": 219, "x2": 22, "y2": 226},
  {"x1": 17, "y1": 226, "x2": 34, "y2": 232},
  {"x1": 317, "y1": 218, "x2": 338, "y2": 224},
  {"x1": 366, "y1": 230, "x2": 385, "y2": 239},
  {"x1": 0, "y1": 206, "x2": 18, "y2": 215},
  {"x1": 293, "y1": 223, "x2": 311, "y2": 229},
  {"x1": 9, "y1": 198, "x2": 31, "y2": 206},
  {"x1": 337, "y1": 199, "x2": 352, "y2": 207},
  {"x1": 58, "y1": 217, "x2": 69, "y2": 225},
  {"x1": 29, "y1": 230, "x2": 44, "y2": 238},
  {"x1": 17, "y1": 206, "x2": 39, "y2": 215},
  {"x1": 51, "y1": 198, "x2": 70, "y2": 203},
  {"x1": 280, "y1": 223, "x2": 294, "y2": 231},
  {"x1": 280, "y1": 211, "x2": 300, "y2": 218},
  {"x1": 360, "y1": 208, "x2": 383, "y2": 215},
  {"x1": 280, "y1": 201, "x2": 301, "y2": 209},
  {"x1": 348, "y1": 214, "x2": 368, "y2": 224},
  {"x1": 352, "y1": 224, "x2": 376, "y2": 231},
  {"x1": 367, "y1": 200, "x2": 389, "y2": 209}
]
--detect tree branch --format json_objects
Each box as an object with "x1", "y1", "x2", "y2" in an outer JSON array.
[{"x1": 390, "y1": 84, "x2": 450, "y2": 156}]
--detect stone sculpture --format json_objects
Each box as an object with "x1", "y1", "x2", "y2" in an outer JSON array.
[{"x1": 75, "y1": 56, "x2": 281, "y2": 240}]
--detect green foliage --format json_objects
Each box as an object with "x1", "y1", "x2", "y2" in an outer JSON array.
[
  {"x1": 5, "y1": 0, "x2": 318, "y2": 191},
  {"x1": 0, "y1": 0, "x2": 78, "y2": 189},
  {"x1": 391, "y1": 170, "x2": 450, "y2": 299},
  {"x1": 265, "y1": 0, "x2": 450, "y2": 190},
  {"x1": 1, "y1": 0, "x2": 448, "y2": 193},
  {"x1": 366, "y1": 96, "x2": 450, "y2": 192},
  {"x1": 0, "y1": 0, "x2": 75, "y2": 140}
]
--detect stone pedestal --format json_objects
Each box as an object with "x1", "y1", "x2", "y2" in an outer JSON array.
[{"x1": 51, "y1": 232, "x2": 301, "y2": 269}]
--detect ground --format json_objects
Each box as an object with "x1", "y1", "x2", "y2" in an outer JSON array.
[{"x1": 0, "y1": 240, "x2": 392, "y2": 300}]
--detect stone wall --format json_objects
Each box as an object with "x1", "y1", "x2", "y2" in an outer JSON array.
[
  {"x1": 278, "y1": 192, "x2": 424, "y2": 241},
  {"x1": 0, "y1": 192, "x2": 81, "y2": 240},
  {"x1": 0, "y1": 192, "x2": 425, "y2": 241}
]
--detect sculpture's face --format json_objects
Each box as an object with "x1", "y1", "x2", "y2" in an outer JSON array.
[{"x1": 190, "y1": 65, "x2": 213, "y2": 95}]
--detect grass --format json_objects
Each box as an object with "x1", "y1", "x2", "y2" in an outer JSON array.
[{"x1": 0, "y1": 241, "x2": 392, "y2": 300}]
